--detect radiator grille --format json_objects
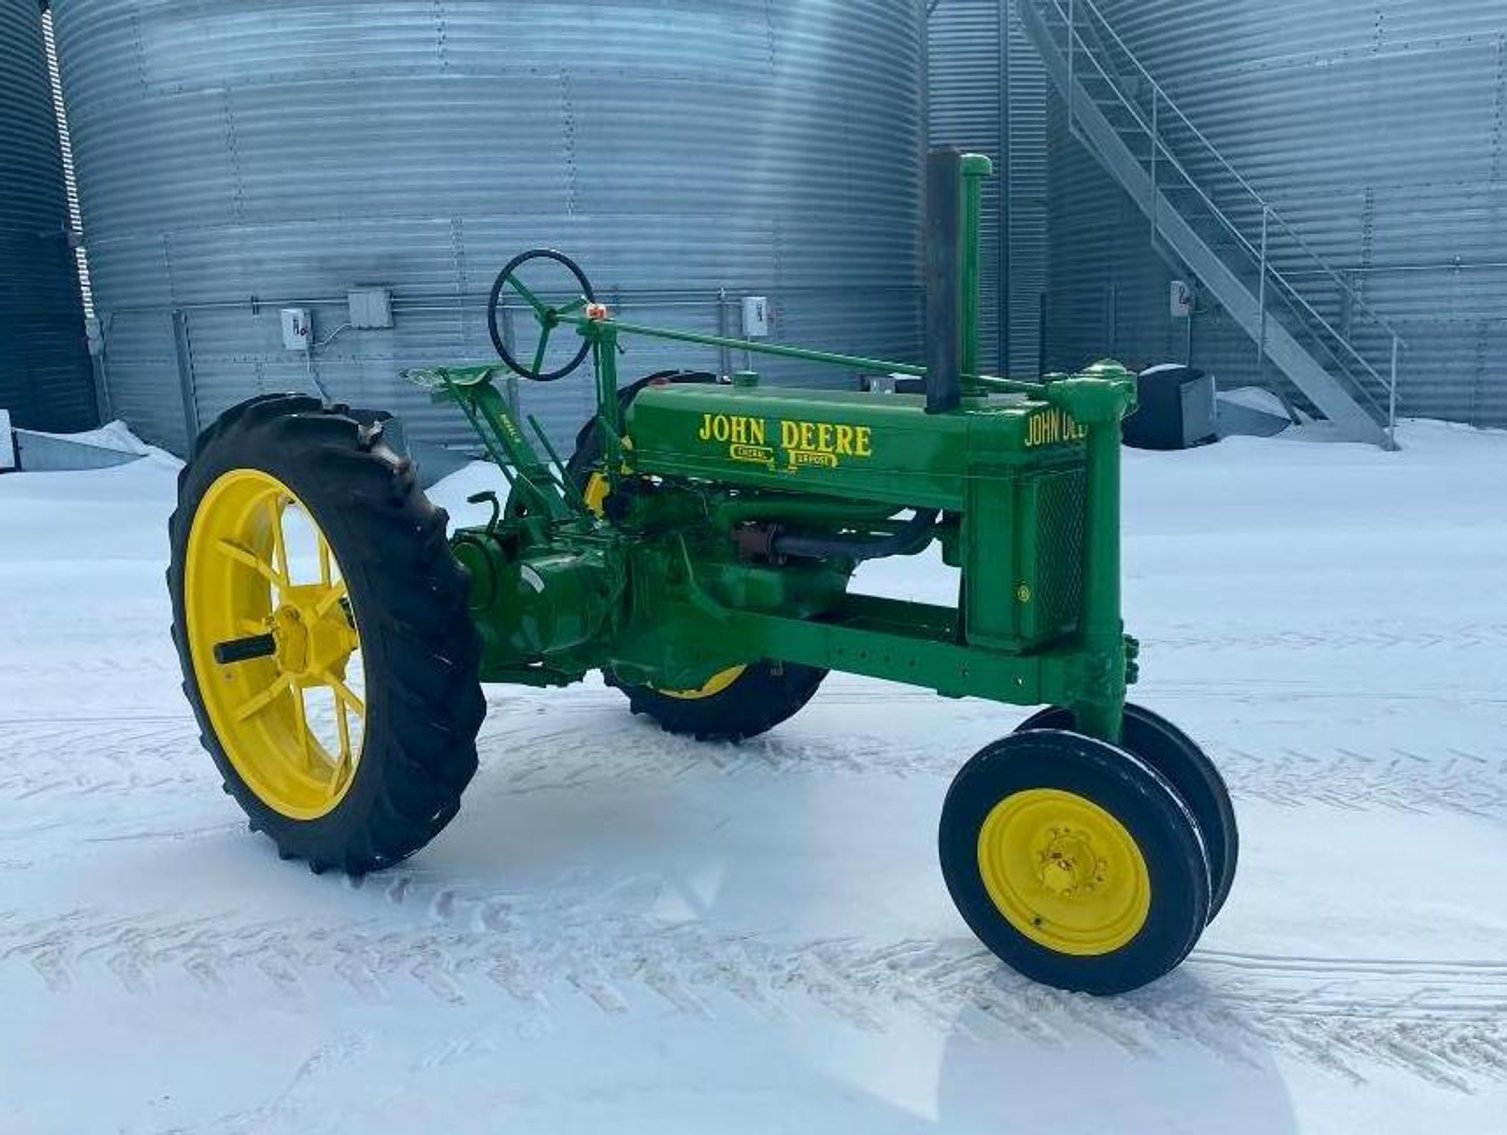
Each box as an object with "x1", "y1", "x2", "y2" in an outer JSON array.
[{"x1": 1028, "y1": 466, "x2": 1086, "y2": 641}]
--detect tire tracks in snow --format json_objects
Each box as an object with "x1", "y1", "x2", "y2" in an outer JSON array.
[
  {"x1": 1143, "y1": 621, "x2": 1507, "y2": 654},
  {"x1": 478, "y1": 717, "x2": 1507, "y2": 817},
  {"x1": 1, "y1": 702, "x2": 1505, "y2": 817},
  {"x1": 0, "y1": 717, "x2": 207, "y2": 805},
  {"x1": 3, "y1": 883, "x2": 1505, "y2": 1092}
]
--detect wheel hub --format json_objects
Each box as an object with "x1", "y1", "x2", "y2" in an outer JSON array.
[
  {"x1": 976, "y1": 787, "x2": 1151, "y2": 956},
  {"x1": 270, "y1": 586, "x2": 357, "y2": 683},
  {"x1": 1035, "y1": 828, "x2": 1104, "y2": 897}
]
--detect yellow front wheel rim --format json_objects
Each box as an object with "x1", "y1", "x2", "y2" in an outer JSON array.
[
  {"x1": 185, "y1": 469, "x2": 367, "y2": 820},
  {"x1": 977, "y1": 788, "x2": 1151, "y2": 956}
]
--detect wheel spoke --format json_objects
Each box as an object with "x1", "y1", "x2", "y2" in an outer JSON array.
[
  {"x1": 313, "y1": 579, "x2": 349, "y2": 620},
  {"x1": 329, "y1": 739, "x2": 355, "y2": 798},
  {"x1": 334, "y1": 697, "x2": 354, "y2": 769},
  {"x1": 319, "y1": 670, "x2": 366, "y2": 719},
  {"x1": 531, "y1": 326, "x2": 553, "y2": 376},
  {"x1": 287, "y1": 685, "x2": 315, "y2": 771},
  {"x1": 268, "y1": 497, "x2": 291, "y2": 585},
  {"x1": 215, "y1": 539, "x2": 287, "y2": 589},
  {"x1": 557, "y1": 296, "x2": 589, "y2": 317},
  {"x1": 509, "y1": 275, "x2": 549, "y2": 318},
  {"x1": 234, "y1": 672, "x2": 295, "y2": 723},
  {"x1": 317, "y1": 530, "x2": 334, "y2": 588}
]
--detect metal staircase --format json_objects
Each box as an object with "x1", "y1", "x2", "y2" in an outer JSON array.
[{"x1": 1020, "y1": 0, "x2": 1403, "y2": 447}]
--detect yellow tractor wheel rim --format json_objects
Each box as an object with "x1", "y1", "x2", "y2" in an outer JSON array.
[
  {"x1": 656, "y1": 665, "x2": 749, "y2": 701},
  {"x1": 583, "y1": 470, "x2": 747, "y2": 701},
  {"x1": 185, "y1": 469, "x2": 367, "y2": 820},
  {"x1": 977, "y1": 788, "x2": 1151, "y2": 956}
]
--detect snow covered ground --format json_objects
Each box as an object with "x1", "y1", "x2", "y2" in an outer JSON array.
[{"x1": 2, "y1": 420, "x2": 1505, "y2": 1133}]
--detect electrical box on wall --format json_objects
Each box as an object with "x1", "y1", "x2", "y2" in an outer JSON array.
[
  {"x1": 280, "y1": 308, "x2": 312, "y2": 351},
  {"x1": 348, "y1": 287, "x2": 393, "y2": 330},
  {"x1": 1170, "y1": 281, "x2": 1194, "y2": 319},
  {"x1": 742, "y1": 295, "x2": 770, "y2": 339}
]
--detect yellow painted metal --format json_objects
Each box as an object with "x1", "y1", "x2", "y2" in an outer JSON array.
[
  {"x1": 583, "y1": 471, "x2": 611, "y2": 516},
  {"x1": 977, "y1": 788, "x2": 1151, "y2": 956},
  {"x1": 185, "y1": 469, "x2": 366, "y2": 820},
  {"x1": 656, "y1": 665, "x2": 749, "y2": 701}
]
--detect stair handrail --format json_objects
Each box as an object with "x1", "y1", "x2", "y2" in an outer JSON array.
[
  {"x1": 1037, "y1": 0, "x2": 1404, "y2": 431},
  {"x1": 1055, "y1": 0, "x2": 1404, "y2": 344}
]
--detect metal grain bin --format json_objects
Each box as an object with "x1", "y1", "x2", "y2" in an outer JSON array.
[
  {"x1": 51, "y1": 0, "x2": 927, "y2": 452},
  {"x1": 0, "y1": 0, "x2": 94, "y2": 433},
  {"x1": 1042, "y1": 0, "x2": 1507, "y2": 428}
]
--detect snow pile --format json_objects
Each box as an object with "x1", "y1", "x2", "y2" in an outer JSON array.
[
  {"x1": 24, "y1": 419, "x2": 158, "y2": 456},
  {"x1": 1, "y1": 421, "x2": 1504, "y2": 1133},
  {"x1": 4, "y1": 419, "x2": 183, "y2": 475}
]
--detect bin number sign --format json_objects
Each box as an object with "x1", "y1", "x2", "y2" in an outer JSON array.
[{"x1": 1171, "y1": 280, "x2": 1194, "y2": 318}]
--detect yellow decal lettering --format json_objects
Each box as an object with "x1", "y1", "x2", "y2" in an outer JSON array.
[
  {"x1": 1025, "y1": 409, "x2": 1087, "y2": 448},
  {"x1": 731, "y1": 443, "x2": 775, "y2": 466},
  {"x1": 705, "y1": 417, "x2": 882, "y2": 472}
]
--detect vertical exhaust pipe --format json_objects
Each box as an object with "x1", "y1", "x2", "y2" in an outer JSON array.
[{"x1": 925, "y1": 147, "x2": 964, "y2": 415}]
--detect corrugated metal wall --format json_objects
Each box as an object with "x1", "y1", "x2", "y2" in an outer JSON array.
[
  {"x1": 928, "y1": 0, "x2": 1006, "y2": 373},
  {"x1": 928, "y1": 0, "x2": 1047, "y2": 378},
  {"x1": 52, "y1": 0, "x2": 927, "y2": 453},
  {"x1": 0, "y1": 0, "x2": 95, "y2": 433},
  {"x1": 1044, "y1": 0, "x2": 1507, "y2": 427},
  {"x1": 1045, "y1": 93, "x2": 1187, "y2": 376},
  {"x1": 1003, "y1": 0, "x2": 1047, "y2": 379}
]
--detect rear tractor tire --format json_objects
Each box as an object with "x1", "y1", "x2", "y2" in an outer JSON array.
[
  {"x1": 167, "y1": 395, "x2": 486, "y2": 874},
  {"x1": 608, "y1": 661, "x2": 828, "y2": 743},
  {"x1": 563, "y1": 371, "x2": 830, "y2": 742}
]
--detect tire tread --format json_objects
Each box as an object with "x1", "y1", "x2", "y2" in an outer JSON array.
[{"x1": 167, "y1": 397, "x2": 484, "y2": 875}]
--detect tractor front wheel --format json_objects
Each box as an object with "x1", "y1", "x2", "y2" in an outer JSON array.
[
  {"x1": 1015, "y1": 703, "x2": 1238, "y2": 921},
  {"x1": 168, "y1": 395, "x2": 486, "y2": 874},
  {"x1": 939, "y1": 729, "x2": 1211, "y2": 995}
]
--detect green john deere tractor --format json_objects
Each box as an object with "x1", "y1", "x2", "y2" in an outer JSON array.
[{"x1": 168, "y1": 150, "x2": 1237, "y2": 995}]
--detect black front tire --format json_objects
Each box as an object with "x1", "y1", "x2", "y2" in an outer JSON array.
[
  {"x1": 1016, "y1": 703, "x2": 1238, "y2": 921},
  {"x1": 939, "y1": 729, "x2": 1212, "y2": 995}
]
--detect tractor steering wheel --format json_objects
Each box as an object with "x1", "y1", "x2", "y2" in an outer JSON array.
[{"x1": 486, "y1": 249, "x2": 597, "y2": 382}]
